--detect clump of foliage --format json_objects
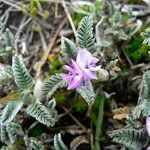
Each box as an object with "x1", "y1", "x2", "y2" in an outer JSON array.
[
  {"x1": 0, "y1": 15, "x2": 110, "y2": 149},
  {"x1": 20, "y1": 0, "x2": 50, "y2": 20},
  {"x1": 0, "y1": 22, "x2": 58, "y2": 149},
  {"x1": 109, "y1": 28, "x2": 150, "y2": 149},
  {"x1": 0, "y1": 21, "x2": 14, "y2": 57}
]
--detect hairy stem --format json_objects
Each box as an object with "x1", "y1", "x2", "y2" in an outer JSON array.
[{"x1": 94, "y1": 96, "x2": 105, "y2": 150}]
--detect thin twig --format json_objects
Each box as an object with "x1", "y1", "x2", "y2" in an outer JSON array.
[
  {"x1": 34, "y1": 17, "x2": 53, "y2": 30},
  {"x1": 0, "y1": 7, "x2": 12, "y2": 21},
  {"x1": 42, "y1": 17, "x2": 67, "y2": 63},
  {"x1": 15, "y1": 17, "x2": 31, "y2": 40},
  {"x1": 36, "y1": 17, "x2": 67, "y2": 78},
  {"x1": 39, "y1": 29, "x2": 47, "y2": 52},
  {"x1": 96, "y1": 16, "x2": 105, "y2": 51},
  {"x1": 129, "y1": 19, "x2": 142, "y2": 36},
  {"x1": 55, "y1": 0, "x2": 59, "y2": 18},
  {"x1": 122, "y1": 48, "x2": 133, "y2": 66},
  {"x1": 1, "y1": 0, "x2": 23, "y2": 11},
  {"x1": 89, "y1": 106, "x2": 94, "y2": 150},
  {"x1": 62, "y1": 106, "x2": 87, "y2": 132},
  {"x1": 27, "y1": 121, "x2": 39, "y2": 135},
  {"x1": 131, "y1": 63, "x2": 145, "y2": 70},
  {"x1": 37, "y1": 0, "x2": 70, "y2": 5},
  {"x1": 36, "y1": 0, "x2": 43, "y2": 12},
  {"x1": 61, "y1": 0, "x2": 76, "y2": 36},
  {"x1": 137, "y1": 81, "x2": 144, "y2": 105}
]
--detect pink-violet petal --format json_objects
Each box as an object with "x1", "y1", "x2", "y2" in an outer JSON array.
[
  {"x1": 63, "y1": 65, "x2": 74, "y2": 73},
  {"x1": 147, "y1": 146, "x2": 150, "y2": 150},
  {"x1": 71, "y1": 59, "x2": 83, "y2": 75},
  {"x1": 82, "y1": 68, "x2": 98, "y2": 80},
  {"x1": 62, "y1": 74, "x2": 74, "y2": 81},
  {"x1": 67, "y1": 75, "x2": 83, "y2": 90},
  {"x1": 146, "y1": 116, "x2": 150, "y2": 137},
  {"x1": 76, "y1": 49, "x2": 92, "y2": 68},
  {"x1": 88, "y1": 57, "x2": 99, "y2": 67}
]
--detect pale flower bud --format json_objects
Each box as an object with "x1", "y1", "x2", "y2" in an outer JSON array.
[
  {"x1": 34, "y1": 79, "x2": 43, "y2": 99},
  {"x1": 95, "y1": 68, "x2": 109, "y2": 82}
]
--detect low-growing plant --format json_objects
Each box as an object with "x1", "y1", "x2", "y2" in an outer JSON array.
[
  {"x1": 0, "y1": 0, "x2": 149, "y2": 149},
  {"x1": 0, "y1": 15, "x2": 112, "y2": 149}
]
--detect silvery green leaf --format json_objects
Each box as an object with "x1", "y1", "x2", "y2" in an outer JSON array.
[
  {"x1": 109, "y1": 128, "x2": 147, "y2": 150},
  {"x1": 61, "y1": 37, "x2": 77, "y2": 60},
  {"x1": 1, "y1": 100, "x2": 24, "y2": 125},
  {"x1": 143, "y1": 70, "x2": 150, "y2": 99},
  {"x1": 77, "y1": 80, "x2": 96, "y2": 106},
  {"x1": 41, "y1": 74, "x2": 67, "y2": 101},
  {"x1": 76, "y1": 16, "x2": 95, "y2": 53},
  {"x1": 24, "y1": 136, "x2": 43, "y2": 150},
  {"x1": 48, "y1": 98, "x2": 56, "y2": 110},
  {"x1": 54, "y1": 133, "x2": 68, "y2": 150},
  {"x1": 5, "y1": 29, "x2": 14, "y2": 50},
  {"x1": 141, "y1": 28, "x2": 150, "y2": 46},
  {"x1": 12, "y1": 54, "x2": 33, "y2": 89},
  {"x1": 27, "y1": 99, "x2": 57, "y2": 127},
  {"x1": 0, "y1": 64, "x2": 12, "y2": 84}
]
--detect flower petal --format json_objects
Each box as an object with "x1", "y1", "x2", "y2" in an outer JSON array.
[
  {"x1": 71, "y1": 59, "x2": 83, "y2": 75},
  {"x1": 76, "y1": 49, "x2": 92, "y2": 68},
  {"x1": 62, "y1": 74, "x2": 74, "y2": 81},
  {"x1": 63, "y1": 65, "x2": 74, "y2": 73},
  {"x1": 147, "y1": 146, "x2": 150, "y2": 150},
  {"x1": 82, "y1": 68, "x2": 98, "y2": 80},
  {"x1": 88, "y1": 57, "x2": 99, "y2": 67},
  {"x1": 67, "y1": 75, "x2": 83, "y2": 90},
  {"x1": 90, "y1": 65, "x2": 101, "y2": 72},
  {"x1": 146, "y1": 116, "x2": 150, "y2": 137}
]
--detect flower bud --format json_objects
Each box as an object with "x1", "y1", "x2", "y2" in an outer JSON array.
[
  {"x1": 96, "y1": 68, "x2": 109, "y2": 82},
  {"x1": 34, "y1": 79, "x2": 43, "y2": 99}
]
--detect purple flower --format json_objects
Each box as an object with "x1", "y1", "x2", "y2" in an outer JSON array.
[
  {"x1": 147, "y1": 146, "x2": 150, "y2": 150},
  {"x1": 145, "y1": 116, "x2": 150, "y2": 150},
  {"x1": 62, "y1": 49, "x2": 99, "y2": 90},
  {"x1": 146, "y1": 116, "x2": 150, "y2": 137}
]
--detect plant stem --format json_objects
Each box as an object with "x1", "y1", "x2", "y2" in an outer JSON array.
[
  {"x1": 62, "y1": 106, "x2": 87, "y2": 133},
  {"x1": 94, "y1": 96, "x2": 105, "y2": 150},
  {"x1": 61, "y1": 0, "x2": 76, "y2": 36}
]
